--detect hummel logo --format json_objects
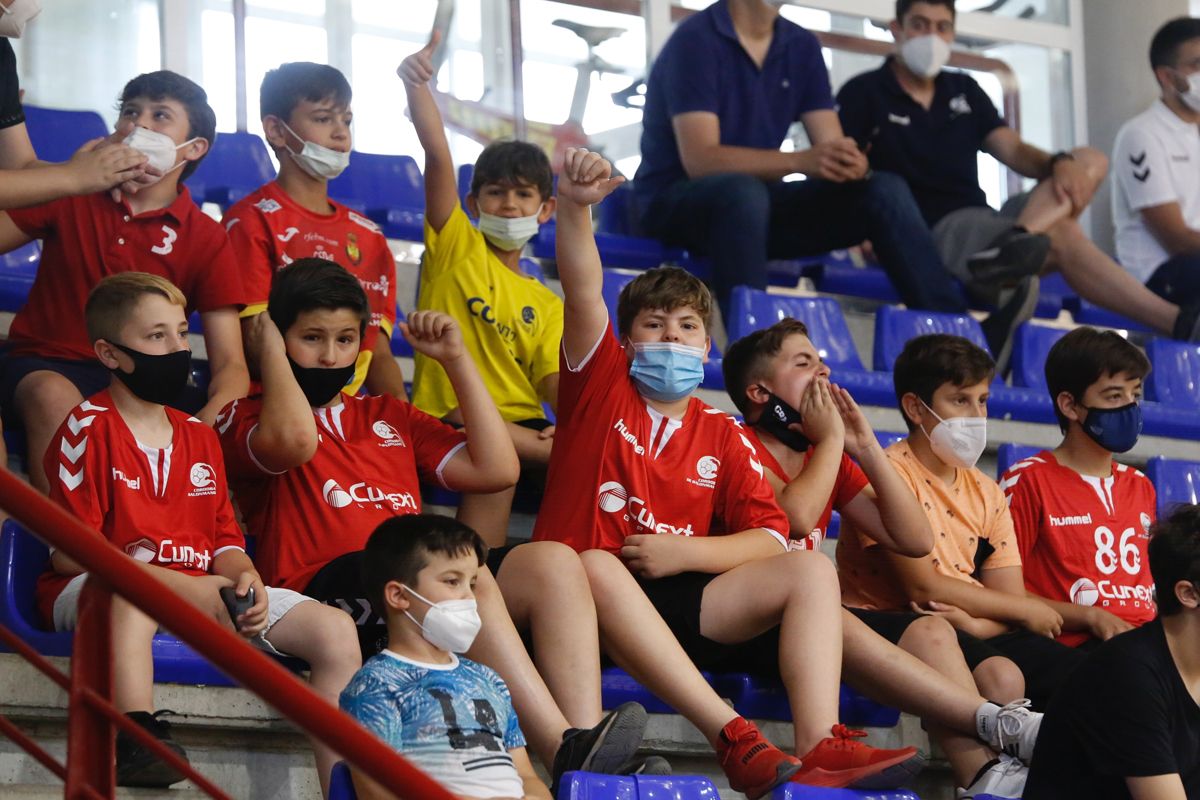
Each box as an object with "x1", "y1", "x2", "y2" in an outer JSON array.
[
  {"x1": 1130, "y1": 152, "x2": 1146, "y2": 166},
  {"x1": 1134, "y1": 168, "x2": 1150, "y2": 182}
]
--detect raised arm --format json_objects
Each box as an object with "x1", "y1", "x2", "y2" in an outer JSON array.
[
  {"x1": 398, "y1": 30, "x2": 458, "y2": 232},
  {"x1": 244, "y1": 312, "x2": 319, "y2": 472},
  {"x1": 771, "y1": 378, "x2": 845, "y2": 536},
  {"x1": 196, "y1": 307, "x2": 251, "y2": 426},
  {"x1": 555, "y1": 148, "x2": 624, "y2": 366}
]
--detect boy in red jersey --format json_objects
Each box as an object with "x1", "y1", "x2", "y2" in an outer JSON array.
[
  {"x1": 1002, "y1": 326, "x2": 1157, "y2": 647},
  {"x1": 532, "y1": 147, "x2": 922, "y2": 797},
  {"x1": 0, "y1": 70, "x2": 249, "y2": 493},
  {"x1": 224, "y1": 62, "x2": 405, "y2": 401},
  {"x1": 37, "y1": 273, "x2": 359, "y2": 793},
  {"x1": 218, "y1": 258, "x2": 652, "y2": 790},
  {"x1": 723, "y1": 320, "x2": 1044, "y2": 799}
]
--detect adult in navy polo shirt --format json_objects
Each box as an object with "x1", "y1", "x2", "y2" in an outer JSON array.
[
  {"x1": 838, "y1": 0, "x2": 1200, "y2": 345},
  {"x1": 633, "y1": 0, "x2": 979, "y2": 328}
]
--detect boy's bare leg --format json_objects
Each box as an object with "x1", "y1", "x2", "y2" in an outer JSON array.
[
  {"x1": 111, "y1": 594, "x2": 158, "y2": 713},
  {"x1": 457, "y1": 488, "x2": 516, "y2": 549},
  {"x1": 841, "y1": 612, "x2": 993, "y2": 787},
  {"x1": 579, "y1": 549, "x2": 740, "y2": 743},
  {"x1": 469, "y1": 566, "x2": 574, "y2": 766},
  {"x1": 496, "y1": 541, "x2": 603, "y2": 729},
  {"x1": 973, "y1": 656, "x2": 1027, "y2": 705},
  {"x1": 13, "y1": 371, "x2": 84, "y2": 492},
  {"x1": 698, "y1": 550, "x2": 841, "y2": 754},
  {"x1": 266, "y1": 601, "x2": 362, "y2": 798}
]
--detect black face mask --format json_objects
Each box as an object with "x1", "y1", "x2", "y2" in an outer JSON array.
[
  {"x1": 288, "y1": 356, "x2": 355, "y2": 406},
  {"x1": 108, "y1": 342, "x2": 191, "y2": 405},
  {"x1": 753, "y1": 389, "x2": 811, "y2": 452}
]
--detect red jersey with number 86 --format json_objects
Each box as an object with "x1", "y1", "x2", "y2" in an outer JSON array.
[{"x1": 1002, "y1": 451, "x2": 1156, "y2": 647}]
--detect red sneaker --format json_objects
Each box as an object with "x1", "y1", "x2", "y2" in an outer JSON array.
[
  {"x1": 790, "y1": 725, "x2": 925, "y2": 789},
  {"x1": 715, "y1": 717, "x2": 802, "y2": 800}
]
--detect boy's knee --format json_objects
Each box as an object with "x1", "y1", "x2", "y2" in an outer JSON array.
[
  {"x1": 578, "y1": 548, "x2": 624, "y2": 581},
  {"x1": 703, "y1": 174, "x2": 770, "y2": 222},
  {"x1": 781, "y1": 548, "x2": 837, "y2": 583},
  {"x1": 899, "y1": 614, "x2": 957, "y2": 652},
  {"x1": 503, "y1": 540, "x2": 582, "y2": 578},
  {"x1": 309, "y1": 607, "x2": 362, "y2": 667},
  {"x1": 973, "y1": 655, "x2": 1025, "y2": 703}
]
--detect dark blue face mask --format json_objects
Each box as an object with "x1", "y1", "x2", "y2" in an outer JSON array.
[{"x1": 1081, "y1": 401, "x2": 1142, "y2": 454}]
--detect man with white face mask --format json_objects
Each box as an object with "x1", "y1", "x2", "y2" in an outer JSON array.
[
  {"x1": 1112, "y1": 17, "x2": 1200, "y2": 320},
  {"x1": 840, "y1": 1, "x2": 1200, "y2": 353}
]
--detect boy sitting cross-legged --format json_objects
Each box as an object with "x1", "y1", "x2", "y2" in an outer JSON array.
[
  {"x1": 341, "y1": 514, "x2": 556, "y2": 800},
  {"x1": 532, "y1": 147, "x2": 923, "y2": 796},
  {"x1": 36, "y1": 273, "x2": 360, "y2": 794},
  {"x1": 217, "y1": 258, "x2": 652, "y2": 791},
  {"x1": 723, "y1": 320, "x2": 1044, "y2": 799}
]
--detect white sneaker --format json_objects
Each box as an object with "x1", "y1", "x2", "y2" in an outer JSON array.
[
  {"x1": 991, "y1": 699, "x2": 1042, "y2": 764},
  {"x1": 957, "y1": 754, "x2": 1028, "y2": 799}
]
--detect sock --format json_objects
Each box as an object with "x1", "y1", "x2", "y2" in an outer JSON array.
[
  {"x1": 975, "y1": 701, "x2": 1001, "y2": 742},
  {"x1": 966, "y1": 757, "x2": 1000, "y2": 789}
]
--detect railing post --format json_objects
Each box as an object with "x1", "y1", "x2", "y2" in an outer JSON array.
[{"x1": 65, "y1": 580, "x2": 115, "y2": 799}]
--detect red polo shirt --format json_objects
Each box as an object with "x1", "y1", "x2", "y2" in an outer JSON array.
[{"x1": 6, "y1": 186, "x2": 245, "y2": 361}]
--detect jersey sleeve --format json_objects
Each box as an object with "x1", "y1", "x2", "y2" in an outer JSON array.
[
  {"x1": 659, "y1": 27, "x2": 721, "y2": 118},
  {"x1": 215, "y1": 398, "x2": 279, "y2": 480},
  {"x1": 45, "y1": 413, "x2": 110, "y2": 537},
  {"x1": 189, "y1": 229, "x2": 247, "y2": 312},
  {"x1": 556, "y1": 321, "x2": 626, "y2": 428},
  {"x1": 795, "y1": 33, "x2": 835, "y2": 115},
  {"x1": 339, "y1": 669, "x2": 404, "y2": 750},
  {"x1": 966, "y1": 76, "x2": 1007, "y2": 142},
  {"x1": 206, "y1": 432, "x2": 247, "y2": 554},
  {"x1": 530, "y1": 295, "x2": 563, "y2": 397},
  {"x1": 488, "y1": 669, "x2": 526, "y2": 750},
  {"x1": 402, "y1": 401, "x2": 469, "y2": 489},
  {"x1": 377, "y1": 243, "x2": 397, "y2": 337},
  {"x1": 224, "y1": 206, "x2": 275, "y2": 316},
  {"x1": 1113, "y1": 123, "x2": 1177, "y2": 212},
  {"x1": 1001, "y1": 465, "x2": 1042, "y2": 565},
  {"x1": 714, "y1": 420, "x2": 790, "y2": 549},
  {"x1": 0, "y1": 39, "x2": 22, "y2": 131},
  {"x1": 833, "y1": 453, "x2": 870, "y2": 509},
  {"x1": 835, "y1": 76, "x2": 874, "y2": 147},
  {"x1": 981, "y1": 481, "x2": 1022, "y2": 571},
  {"x1": 422, "y1": 204, "x2": 483, "y2": 284},
  {"x1": 6, "y1": 195, "x2": 64, "y2": 241}
]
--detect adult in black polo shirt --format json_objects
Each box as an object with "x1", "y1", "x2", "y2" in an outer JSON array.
[
  {"x1": 634, "y1": 1, "x2": 993, "y2": 325},
  {"x1": 1025, "y1": 504, "x2": 1200, "y2": 800},
  {"x1": 838, "y1": 0, "x2": 1200, "y2": 344}
]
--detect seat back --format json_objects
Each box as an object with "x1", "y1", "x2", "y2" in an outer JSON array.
[
  {"x1": 1146, "y1": 339, "x2": 1200, "y2": 408},
  {"x1": 187, "y1": 131, "x2": 275, "y2": 205},
  {"x1": 1, "y1": 519, "x2": 49, "y2": 630},
  {"x1": 1146, "y1": 457, "x2": 1200, "y2": 519},
  {"x1": 23, "y1": 104, "x2": 108, "y2": 163},
  {"x1": 601, "y1": 269, "x2": 720, "y2": 364},
  {"x1": 557, "y1": 771, "x2": 720, "y2": 800},
  {"x1": 0, "y1": 241, "x2": 40, "y2": 313},
  {"x1": 328, "y1": 761, "x2": 356, "y2": 800},
  {"x1": 1010, "y1": 323, "x2": 1067, "y2": 390},
  {"x1": 329, "y1": 152, "x2": 423, "y2": 211},
  {"x1": 873, "y1": 306, "x2": 989, "y2": 372},
  {"x1": 996, "y1": 443, "x2": 1043, "y2": 478},
  {"x1": 596, "y1": 182, "x2": 638, "y2": 237},
  {"x1": 727, "y1": 287, "x2": 866, "y2": 371},
  {"x1": 876, "y1": 430, "x2": 906, "y2": 450}
]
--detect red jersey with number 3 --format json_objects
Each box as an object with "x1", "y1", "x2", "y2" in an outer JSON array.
[
  {"x1": 35, "y1": 390, "x2": 245, "y2": 624},
  {"x1": 532, "y1": 324, "x2": 789, "y2": 555},
  {"x1": 1002, "y1": 450, "x2": 1156, "y2": 647},
  {"x1": 216, "y1": 394, "x2": 467, "y2": 591}
]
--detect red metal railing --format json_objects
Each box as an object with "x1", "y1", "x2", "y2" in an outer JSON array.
[{"x1": 0, "y1": 467, "x2": 460, "y2": 800}]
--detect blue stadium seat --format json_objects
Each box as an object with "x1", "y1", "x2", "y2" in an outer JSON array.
[
  {"x1": 1035, "y1": 272, "x2": 1076, "y2": 319},
  {"x1": 601, "y1": 666, "x2": 722, "y2": 715},
  {"x1": 771, "y1": 785, "x2": 920, "y2": 800},
  {"x1": 390, "y1": 305, "x2": 414, "y2": 358},
  {"x1": 1063, "y1": 297, "x2": 1154, "y2": 334},
  {"x1": 558, "y1": 771, "x2": 721, "y2": 800},
  {"x1": 0, "y1": 241, "x2": 40, "y2": 313},
  {"x1": 876, "y1": 431, "x2": 906, "y2": 450},
  {"x1": 329, "y1": 761, "x2": 356, "y2": 800},
  {"x1": 1146, "y1": 339, "x2": 1200, "y2": 409},
  {"x1": 0, "y1": 520, "x2": 242, "y2": 685},
  {"x1": 727, "y1": 287, "x2": 893, "y2": 406},
  {"x1": 995, "y1": 443, "x2": 1043, "y2": 478},
  {"x1": 457, "y1": 163, "x2": 473, "y2": 206},
  {"x1": 1145, "y1": 457, "x2": 1200, "y2": 519},
  {"x1": 328, "y1": 153, "x2": 425, "y2": 242},
  {"x1": 1010, "y1": 323, "x2": 1066, "y2": 391},
  {"x1": 23, "y1": 104, "x2": 109, "y2": 163},
  {"x1": 802, "y1": 256, "x2": 902, "y2": 305},
  {"x1": 186, "y1": 131, "x2": 276, "y2": 208}
]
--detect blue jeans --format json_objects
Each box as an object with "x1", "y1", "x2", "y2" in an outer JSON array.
[
  {"x1": 1147, "y1": 253, "x2": 1200, "y2": 308},
  {"x1": 639, "y1": 171, "x2": 968, "y2": 317}
]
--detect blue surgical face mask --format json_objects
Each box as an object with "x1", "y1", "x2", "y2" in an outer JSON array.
[
  {"x1": 628, "y1": 341, "x2": 705, "y2": 402},
  {"x1": 1080, "y1": 401, "x2": 1142, "y2": 453}
]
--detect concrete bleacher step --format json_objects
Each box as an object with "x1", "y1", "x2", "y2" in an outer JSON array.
[{"x1": 2, "y1": 784, "x2": 210, "y2": 798}]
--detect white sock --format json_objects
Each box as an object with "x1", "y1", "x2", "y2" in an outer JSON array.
[{"x1": 975, "y1": 701, "x2": 1001, "y2": 742}]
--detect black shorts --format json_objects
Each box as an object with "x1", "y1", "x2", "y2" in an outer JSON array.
[
  {"x1": 638, "y1": 571, "x2": 779, "y2": 675},
  {"x1": 0, "y1": 353, "x2": 110, "y2": 427},
  {"x1": 444, "y1": 417, "x2": 552, "y2": 432},
  {"x1": 303, "y1": 550, "x2": 387, "y2": 662}
]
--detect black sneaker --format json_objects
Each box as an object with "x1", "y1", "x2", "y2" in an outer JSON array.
[
  {"x1": 980, "y1": 275, "x2": 1040, "y2": 376},
  {"x1": 550, "y1": 702, "x2": 647, "y2": 794},
  {"x1": 617, "y1": 755, "x2": 672, "y2": 776},
  {"x1": 1172, "y1": 303, "x2": 1200, "y2": 341},
  {"x1": 966, "y1": 227, "x2": 1051, "y2": 289},
  {"x1": 116, "y1": 710, "x2": 190, "y2": 788}
]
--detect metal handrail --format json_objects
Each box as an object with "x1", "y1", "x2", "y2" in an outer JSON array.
[{"x1": 0, "y1": 466, "x2": 458, "y2": 800}]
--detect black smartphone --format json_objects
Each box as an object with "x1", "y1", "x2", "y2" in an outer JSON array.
[{"x1": 219, "y1": 586, "x2": 255, "y2": 623}]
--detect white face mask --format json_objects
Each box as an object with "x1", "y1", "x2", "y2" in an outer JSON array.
[
  {"x1": 0, "y1": 0, "x2": 41, "y2": 38},
  {"x1": 921, "y1": 401, "x2": 987, "y2": 469},
  {"x1": 899, "y1": 34, "x2": 952, "y2": 79},
  {"x1": 123, "y1": 127, "x2": 200, "y2": 184},
  {"x1": 477, "y1": 209, "x2": 542, "y2": 252},
  {"x1": 402, "y1": 585, "x2": 481, "y2": 654},
  {"x1": 281, "y1": 120, "x2": 350, "y2": 181},
  {"x1": 1177, "y1": 71, "x2": 1200, "y2": 113}
]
